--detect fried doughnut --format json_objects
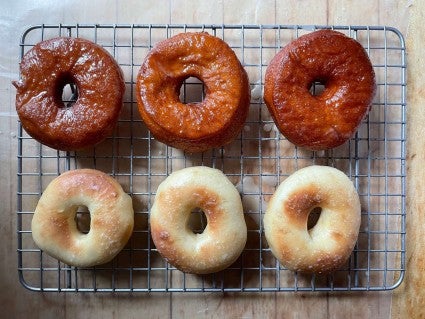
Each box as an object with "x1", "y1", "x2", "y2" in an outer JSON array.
[
  {"x1": 13, "y1": 37, "x2": 125, "y2": 151},
  {"x1": 31, "y1": 169, "x2": 134, "y2": 267},
  {"x1": 264, "y1": 29, "x2": 376, "y2": 150},
  {"x1": 150, "y1": 166, "x2": 247, "y2": 274},
  {"x1": 136, "y1": 32, "x2": 250, "y2": 153},
  {"x1": 264, "y1": 165, "x2": 361, "y2": 274}
]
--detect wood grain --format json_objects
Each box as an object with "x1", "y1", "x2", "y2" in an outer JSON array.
[{"x1": 391, "y1": 2, "x2": 425, "y2": 318}]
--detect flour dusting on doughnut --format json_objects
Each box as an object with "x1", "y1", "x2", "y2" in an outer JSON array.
[
  {"x1": 285, "y1": 187, "x2": 322, "y2": 216},
  {"x1": 264, "y1": 165, "x2": 361, "y2": 274},
  {"x1": 31, "y1": 169, "x2": 134, "y2": 267},
  {"x1": 150, "y1": 166, "x2": 247, "y2": 274}
]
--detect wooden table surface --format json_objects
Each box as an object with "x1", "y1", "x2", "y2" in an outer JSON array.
[{"x1": 0, "y1": 1, "x2": 422, "y2": 318}]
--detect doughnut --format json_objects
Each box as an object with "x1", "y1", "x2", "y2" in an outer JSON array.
[
  {"x1": 31, "y1": 169, "x2": 134, "y2": 267},
  {"x1": 150, "y1": 166, "x2": 247, "y2": 274},
  {"x1": 264, "y1": 165, "x2": 361, "y2": 274},
  {"x1": 136, "y1": 32, "x2": 250, "y2": 153},
  {"x1": 13, "y1": 37, "x2": 125, "y2": 151},
  {"x1": 264, "y1": 29, "x2": 376, "y2": 150}
]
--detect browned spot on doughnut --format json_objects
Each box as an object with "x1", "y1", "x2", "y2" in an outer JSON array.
[
  {"x1": 59, "y1": 170, "x2": 121, "y2": 201},
  {"x1": 91, "y1": 212, "x2": 120, "y2": 235},
  {"x1": 150, "y1": 221, "x2": 182, "y2": 267},
  {"x1": 277, "y1": 245, "x2": 294, "y2": 264},
  {"x1": 284, "y1": 186, "x2": 322, "y2": 227},
  {"x1": 46, "y1": 215, "x2": 75, "y2": 253},
  {"x1": 158, "y1": 185, "x2": 223, "y2": 230},
  {"x1": 150, "y1": 220, "x2": 174, "y2": 246},
  {"x1": 331, "y1": 231, "x2": 344, "y2": 243},
  {"x1": 151, "y1": 188, "x2": 227, "y2": 271},
  {"x1": 159, "y1": 230, "x2": 170, "y2": 240},
  {"x1": 191, "y1": 188, "x2": 222, "y2": 219}
]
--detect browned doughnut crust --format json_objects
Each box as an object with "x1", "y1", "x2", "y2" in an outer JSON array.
[
  {"x1": 13, "y1": 37, "x2": 125, "y2": 151},
  {"x1": 31, "y1": 169, "x2": 134, "y2": 267},
  {"x1": 264, "y1": 29, "x2": 376, "y2": 150},
  {"x1": 136, "y1": 32, "x2": 250, "y2": 153},
  {"x1": 264, "y1": 165, "x2": 361, "y2": 274}
]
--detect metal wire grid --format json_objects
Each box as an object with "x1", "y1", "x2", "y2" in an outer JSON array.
[{"x1": 16, "y1": 24, "x2": 406, "y2": 292}]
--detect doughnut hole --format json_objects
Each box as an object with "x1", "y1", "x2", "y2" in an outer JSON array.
[
  {"x1": 179, "y1": 76, "x2": 205, "y2": 104},
  {"x1": 55, "y1": 73, "x2": 79, "y2": 108},
  {"x1": 74, "y1": 205, "x2": 91, "y2": 234},
  {"x1": 307, "y1": 207, "x2": 322, "y2": 233},
  {"x1": 309, "y1": 80, "x2": 326, "y2": 97},
  {"x1": 187, "y1": 207, "x2": 207, "y2": 234}
]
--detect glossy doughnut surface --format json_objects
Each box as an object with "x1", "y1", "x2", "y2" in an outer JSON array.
[
  {"x1": 264, "y1": 30, "x2": 376, "y2": 150},
  {"x1": 14, "y1": 37, "x2": 125, "y2": 151},
  {"x1": 136, "y1": 32, "x2": 250, "y2": 153}
]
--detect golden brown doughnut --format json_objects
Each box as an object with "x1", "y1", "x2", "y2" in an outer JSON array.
[
  {"x1": 136, "y1": 32, "x2": 250, "y2": 153},
  {"x1": 264, "y1": 165, "x2": 361, "y2": 274},
  {"x1": 13, "y1": 37, "x2": 125, "y2": 151},
  {"x1": 264, "y1": 29, "x2": 376, "y2": 150},
  {"x1": 150, "y1": 166, "x2": 247, "y2": 274},
  {"x1": 31, "y1": 169, "x2": 134, "y2": 267}
]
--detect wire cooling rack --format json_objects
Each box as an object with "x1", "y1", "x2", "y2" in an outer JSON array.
[{"x1": 17, "y1": 24, "x2": 406, "y2": 292}]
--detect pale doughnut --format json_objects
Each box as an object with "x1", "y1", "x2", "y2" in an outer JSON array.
[
  {"x1": 31, "y1": 169, "x2": 134, "y2": 267},
  {"x1": 150, "y1": 166, "x2": 247, "y2": 274},
  {"x1": 264, "y1": 165, "x2": 361, "y2": 274}
]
